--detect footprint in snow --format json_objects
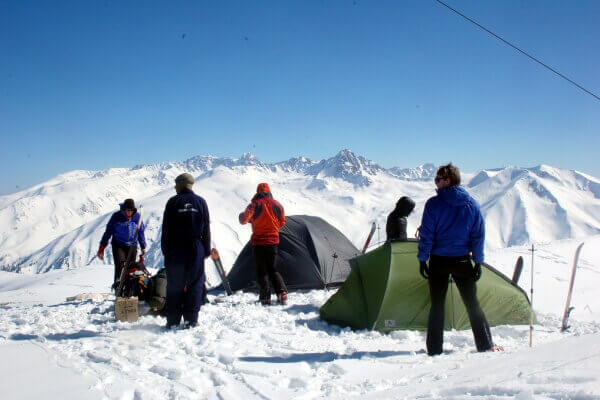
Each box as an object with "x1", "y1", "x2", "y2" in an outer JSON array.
[
  {"x1": 327, "y1": 363, "x2": 346, "y2": 376},
  {"x1": 86, "y1": 351, "x2": 112, "y2": 363},
  {"x1": 288, "y1": 377, "x2": 307, "y2": 389},
  {"x1": 149, "y1": 365, "x2": 183, "y2": 380}
]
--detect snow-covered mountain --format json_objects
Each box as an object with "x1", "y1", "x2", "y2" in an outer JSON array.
[
  {"x1": 469, "y1": 165, "x2": 600, "y2": 247},
  {"x1": 388, "y1": 163, "x2": 438, "y2": 181},
  {"x1": 1, "y1": 150, "x2": 599, "y2": 276}
]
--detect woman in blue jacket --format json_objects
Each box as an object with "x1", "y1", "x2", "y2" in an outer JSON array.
[
  {"x1": 97, "y1": 198, "x2": 147, "y2": 288},
  {"x1": 417, "y1": 163, "x2": 493, "y2": 356}
]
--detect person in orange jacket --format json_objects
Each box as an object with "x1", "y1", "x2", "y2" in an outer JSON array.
[{"x1": 239, "y1": 183, "x2": 287, "y2": 305}]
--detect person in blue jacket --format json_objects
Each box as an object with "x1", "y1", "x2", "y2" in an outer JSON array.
[
  {"x1": 161, "y1": 173, "x2": 211, "y2": 329},
  {"x1": 417, "y1": 163, "x2": 493, "y2": 356},
  {"x1": 97, "y1": 198, "x2": 146, "y2": 288}
]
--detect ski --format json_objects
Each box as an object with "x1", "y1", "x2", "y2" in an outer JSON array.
[
  {"x1": 561, "y1": 242, "x2": 585, "y2": 332},
  {"x1": 211, "y1": 248, "x2": 233, "y2": 296},
  {"x1": 362, "y1": 222, "x2": 377, "y2": 254},
  {"x1": 512, "y1": 256, "x2": 524, "y2": 284}
]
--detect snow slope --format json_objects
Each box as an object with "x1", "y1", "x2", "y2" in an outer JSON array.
[
  {"x1": 1, "y1": 150, "x2": 599, "y2": 399},
  {"x1": 0, "y1": 237, "x2": 599, "y2": 399}
]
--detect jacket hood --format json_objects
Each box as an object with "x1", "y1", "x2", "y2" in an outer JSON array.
[
  {"x1": 256, "y1": 183, "x2": 271, "y2": 194},
  {"x1": 436, "y1": 186, "x2": 471, "y2": 207},
  {"x1": 394, "y1": 196, "x2": 416, "y2": 217}
]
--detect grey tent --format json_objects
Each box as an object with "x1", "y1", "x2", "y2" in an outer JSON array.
[{"x1": 226, "y1": 215, "x2": 360, "y2": 291}]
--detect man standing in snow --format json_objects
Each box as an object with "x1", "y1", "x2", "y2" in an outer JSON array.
[
  {"x1": 161, "y1": 173, "x2": 211, "y2": 329},
  {"x1": 418, "y1": 163, "x2": 493, "y2": 355},
  {"x1": 239, "y1": 183, "x2": 287, "y2": 305},
  {"x1": 97, "y1": 198, "x2": 146, "y2": 289}
]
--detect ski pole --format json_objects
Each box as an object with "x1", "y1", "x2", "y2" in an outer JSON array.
[
  {"x1": 86, "y1": 254, "x2": 98, "y2": 266},
  {"x1": 529, "y1": 243, "x2": 535, "y2": 347}
]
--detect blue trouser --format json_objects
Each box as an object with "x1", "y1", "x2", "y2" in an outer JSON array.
[{"x1": 165, "y1": 243, "x2": 206, "y2": 327}]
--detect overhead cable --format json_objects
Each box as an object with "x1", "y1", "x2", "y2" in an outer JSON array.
[{"x1": 434, "y1": 0, "x2": 600, "y2": 102}]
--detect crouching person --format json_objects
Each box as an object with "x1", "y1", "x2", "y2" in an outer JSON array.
[{"x1": 161, "y1": 173, "x2": 211, "y2": 329}]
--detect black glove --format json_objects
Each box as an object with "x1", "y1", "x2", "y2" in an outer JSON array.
[
  {"x1": 473, "y1": 263, "x2": 482, "y2": 281},
  {"x1": 419, "y1": 261, "x2": 429, "y2": 280}
]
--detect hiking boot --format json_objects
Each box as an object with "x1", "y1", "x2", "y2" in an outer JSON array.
[
  {"x1": 260, "y1": 298, "x2": 271, "y2": 306},
  {"x1": 183, "y1": 321, "x2": 198, "y2": 329},
  {"x1": 277, "y1": 292, "x2": 288, "y2": 305}
]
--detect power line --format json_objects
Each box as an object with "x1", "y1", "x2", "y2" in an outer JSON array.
[{"x1": 433, "y1": 0, "x2": 600, "y2": 102}]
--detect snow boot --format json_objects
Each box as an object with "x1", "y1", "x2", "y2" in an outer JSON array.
[
  {"x1": 260, "y1": 297, "x2": 271, "y2": 306},
  {"x1": 277, "y1": 292, "x2": 288, "y2": 305},
  {"x1": 183, "y1": 321, "x2": 198, "y2": 329}
]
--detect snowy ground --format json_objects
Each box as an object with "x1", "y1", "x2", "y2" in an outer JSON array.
[{"x1": 1, "y1": 237, "x2": 599, "y2": 399}]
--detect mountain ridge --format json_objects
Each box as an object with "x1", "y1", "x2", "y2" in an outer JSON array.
[{"x1": 1, "y1": 150, "x2": 599, "y2": 274}]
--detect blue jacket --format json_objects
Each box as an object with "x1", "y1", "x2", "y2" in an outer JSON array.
[
  {"x1": 417, "y1": 186, "x2": 485, "y2": 263},
  {"x1": 161, "y1": 189, "x2": 211, "y2": 257},
  {"x1": 100, "y1": 204, "x2": 147, "y2": 248}
]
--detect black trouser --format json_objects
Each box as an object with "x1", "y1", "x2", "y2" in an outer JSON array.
[
  {"x1": 165, "y1": 242, "x2": 206, "y2": 327},
  {"x1": 426, "y1": 254, "x2": 493, "y2": 355},
  {"x1": 112, "y1": 242, "x2": 137, "y2": 285},
  {"x1": 253, "y1": 245, "x2": 287, "y2": 301}
]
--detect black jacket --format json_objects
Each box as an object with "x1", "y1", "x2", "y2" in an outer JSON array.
[
  {"x1": 386, "y1": 196, "x2": 416, "y2": 241},
  {"x1": 161, "y1": 189, "x2": 211, "y2": 257}
]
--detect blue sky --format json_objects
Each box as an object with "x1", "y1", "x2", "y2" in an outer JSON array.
[{"x1": 1, "y1": 0, "x2": 599, "y2": 195}]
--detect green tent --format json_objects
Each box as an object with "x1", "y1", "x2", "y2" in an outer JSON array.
[{"x1": 319, "y1": 240, "x2": 533, "y2": 332}]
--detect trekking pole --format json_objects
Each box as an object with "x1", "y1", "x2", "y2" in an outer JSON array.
[{"x1": 529, "y1": 243, "x2": 535, "y2": 347}]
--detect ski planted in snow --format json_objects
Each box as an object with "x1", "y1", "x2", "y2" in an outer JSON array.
[
  {"x1": 512, "y1": 256, "x2": 524, "y2": 284},
  {"x1": 362, "y1": 222, "x2": 377, "y2": 254},
  {"x1": 561, "y1": 242, "x2": 585, "y2": 332},
  {"x1": 211, "y1": 248, "x2": 233, "y2": 296}
]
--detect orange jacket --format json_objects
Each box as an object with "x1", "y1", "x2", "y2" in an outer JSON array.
[{"x1": 239, "y1": 184, "x2": 286, "y2": 245}]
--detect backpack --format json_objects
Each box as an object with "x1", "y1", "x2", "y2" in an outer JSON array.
[
  {"x1": 146, "y1": 268, "x2": 209, "y2": 313},
  {"x1": 149, "y1": 268, "x2": 167, "y2": 312},
  {"x1": 117, "y1": 262, "x2": 152, "y2": 302}
]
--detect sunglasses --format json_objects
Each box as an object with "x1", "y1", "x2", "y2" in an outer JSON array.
[{"x1": 434, "y1": 176, "x2": 446, "y2": 183}]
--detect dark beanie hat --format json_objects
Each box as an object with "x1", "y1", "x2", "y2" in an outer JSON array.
[
  {"x1": 175, "y1": 173, "x2": 194, "y2": 190},
  {"x1": 123, "y1": 198, "x2": 136, "y2": 212}
]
